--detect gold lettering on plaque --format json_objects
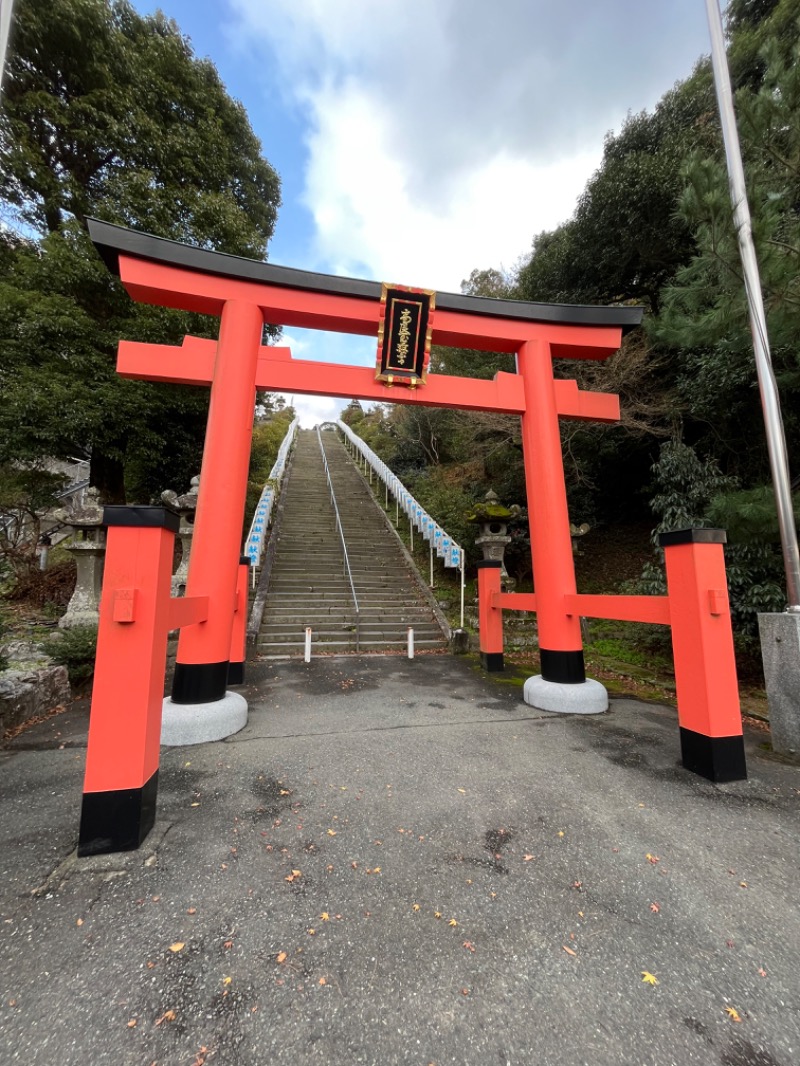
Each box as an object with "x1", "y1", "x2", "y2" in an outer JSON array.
[{"x1": 395, "y1": 306, "x2": 413, "y2": 366}]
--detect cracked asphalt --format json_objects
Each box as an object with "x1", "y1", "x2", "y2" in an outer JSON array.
[{"x1": 0, "y1": 653, "x2": 798, "y2": 1066}]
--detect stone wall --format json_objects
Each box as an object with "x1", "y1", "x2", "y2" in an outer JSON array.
[{"x1": 0, "y1": 641, "x2": 71, "y2": 742}]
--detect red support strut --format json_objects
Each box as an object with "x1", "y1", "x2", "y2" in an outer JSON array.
[
  {"x1": 477, "y1": 562, "x2": 504, "y2": 671},
  {"x1": 660, "y1": 529, "x2": 746, "y2": 781},
  {"x1": 79, "y1": 507, "x2": 179, "y2": 855},
  {"x1": 227, "y1": 557, "x2": 251, "y2": 686}
]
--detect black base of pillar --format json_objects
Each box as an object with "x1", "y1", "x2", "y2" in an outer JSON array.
[
  {"x1": 539, "y1": 648, "x2": 586, "y2": 684},
  {"x1": 78, "y1": 771, "x2": 158, "y2": 856},
  {"x1": 679, "y1": 728, "x2": 747, "y2": 783},
  {"x1": 481, "y1": 651, "x2": 504, "y2": 672},
  {"x1": 172, "y1": 661, "x2": 229, "y2": 704},
  {"x1": 227, "y1": 661, "x2": 245, "y2": 686}
]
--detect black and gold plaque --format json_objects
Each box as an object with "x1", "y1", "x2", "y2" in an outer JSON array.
[{"x1": 376, "y1": 284, "x2": 435, "y2": 386}]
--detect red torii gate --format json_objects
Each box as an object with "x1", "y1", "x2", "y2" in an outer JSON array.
[{"x1": 78, "y1": 220, "x2": 746, "y2": 856}]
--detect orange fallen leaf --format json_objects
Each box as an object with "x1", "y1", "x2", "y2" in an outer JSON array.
[
  {"x1": 169, "y1": 942, "x2": 185, "y2": 953},
  {"x1": 319, "y1": 977, "x2": 327, "y2": 986},
  {"x1": 563, "y1": 945, "x2": 577, "y2": 957},
  {"x1": 127, "y1": 1019, "x2": 137, "y2": 1028},
  {"x1": 276, "y1": 952, "x2": 287, "y2": 964},
  {"x1": 155, "y1": 1009, "x2": 176, "y2": 1026},
  {"x1": 725, "y1": 1006, "x2": 742, "y2": 1022}
]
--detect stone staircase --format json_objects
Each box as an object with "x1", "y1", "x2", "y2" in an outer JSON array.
[{"x1": 256, "y1": 428, "x2": 449, "y2": 656}]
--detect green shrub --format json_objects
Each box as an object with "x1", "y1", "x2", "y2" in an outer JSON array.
[{"x1": 49, "y1": 625, "x2": 98, "y2": 686}]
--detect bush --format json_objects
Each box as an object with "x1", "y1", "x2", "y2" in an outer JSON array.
[{"x1": 49, "y1": 625, "x2": 98, "y2": 687}]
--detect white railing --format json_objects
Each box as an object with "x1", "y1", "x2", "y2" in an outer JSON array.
[
  {"x1": 317, "y1": 428, "x2": 361, "y2": 651},
  {"x1": 244, "y1": 418, "x2": 298, "y2": 570},
  {"x1": 337, "y1": 419, "x2": 466, "y2": 628}
]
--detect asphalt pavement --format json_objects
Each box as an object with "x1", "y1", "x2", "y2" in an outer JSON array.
[{"x1": 0, "y1": 653, "x2": 798, "y2": 1066}]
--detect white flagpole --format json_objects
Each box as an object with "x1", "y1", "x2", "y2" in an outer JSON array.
[
  {"x1": 0, "y1": 0, "x2": 15, "y2": 92},
  {"x1": 706, "y1": 0, "x2": 800, "y2": 609}
]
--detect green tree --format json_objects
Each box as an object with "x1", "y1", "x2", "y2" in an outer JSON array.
[{"x1": 0, "y1": 0, "x2": 280, "y2": 502}]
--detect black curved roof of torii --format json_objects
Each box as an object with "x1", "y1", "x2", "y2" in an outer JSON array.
[{"x1": 87, "y1": 219, "x2": 644, "y2": 333}]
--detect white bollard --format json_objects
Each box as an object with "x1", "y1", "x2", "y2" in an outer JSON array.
[
  {"x1": 304, "y1": 626, "x2": 312, "y2": 663},
  {"x1": 407, "y1": 627, "x2": 414, "y2": 659}
]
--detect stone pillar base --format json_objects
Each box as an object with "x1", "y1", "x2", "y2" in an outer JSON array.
[
  {"x1": 161, "y1": 692, "x2": 248, "y2": 746},
  {"x1": 523, "y1": 675, "x2": 608, "y2": 715},
  {"x1": 758, "y1": 612, "x2": 800, "y2": 755}
]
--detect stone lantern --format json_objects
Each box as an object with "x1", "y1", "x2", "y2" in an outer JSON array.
[
  {"x1": 161, "y1": 475, "x2": 199, "y2": 596},
  {"x1": 468, "y1": 489, "x2": 519, "y2": 592},
  {"x1": 53, "y1": 487, "x2": 105, "y2": 629}
]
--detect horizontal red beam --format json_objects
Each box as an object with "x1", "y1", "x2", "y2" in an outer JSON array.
[
  {"x1": 167, "y1": 595, "x2": 209, "y2": 631},
  {"x1": 564, "y1": 593, "x2": 671, "y2": 625},
  {"x1": 492, "y1": 592, "x2": 538, "y2": 611},
  {"x1": 117, "y1": 256, "x2": 623, "y2": 358},
  {"x1": 491, "y1": 591, "x2": 670, "y2": 625},
  {"x1": 118, "y1": 338, "x2": 619, "y2": 421}
]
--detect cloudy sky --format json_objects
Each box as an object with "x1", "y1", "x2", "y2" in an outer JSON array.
[{"x1": 134, "y1": 0, "x2": 716, "y2": 426}]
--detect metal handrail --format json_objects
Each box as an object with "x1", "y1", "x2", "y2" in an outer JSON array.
[{"x1": 316, "y1": 428, "x2": 361, "y2": 652}]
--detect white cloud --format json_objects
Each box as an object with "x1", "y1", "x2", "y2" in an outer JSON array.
[{"x1": 230, "y1": 0, "x2": 709, "y2": 288}]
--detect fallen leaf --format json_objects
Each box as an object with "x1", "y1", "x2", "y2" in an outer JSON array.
[
  {"x1": 279, "y1": 789, "x2": 290, "y2": 796},
  {"x1": 169, "y1": 942, "x2": 185, "y2": 953},
  {"x1": 558, "y1": 831, "x2": 565, "y2": 838},
  {"x1": 650, "y1": 903, "x2": 660, "y2": 913},
  {"x1": 457, "y1": 788, "x2": 466, "y2": 794},
  {"x1": 725, "y1": 1006, "x2": 742, "y2": 1022},
  {"x1": 191, "y1": 802, "x2": 200, "y2": 807},
  {"x1": 563, "y1": 945, "x2": 577, "y2": 957},
  {"x1": 646, "y1": 854, "x2": 660, "y2": 865},
  {"x1": 276, "y1": 952, "x2": 287, "y2": 964},
  {"x1": 758, "y1": 968, "x2": 767, "y2": 978},
  {"x1": 222, "y1": 977, "x2": 232, "y2": 986},
  {"x1": 155, "y1": 1009, "x2": 176, "y2": 1025},
  {"x1": 320, "y1": 912, "x2": 330, "y2": 921},
  {"x1": 318, "y1": 977, "x2": 327, "y2": 986},
  {"x1": 524, "y1": 855, "x2": 534, "y2": 862},
  {"x1": 327, "y1": 830, "x2": 337, "y2": 836},
  {"x1": 448, "y1": 919, "x2": 458, "y2": 927},
  {"x1": 739, "y1": 882, "x2": 748, "y2": 889},
  {"x1": 412, "y1": 904, "x2": 421, "y2": 912},
  {"x1": 307, "y1": 928, "x2": 316, "y2": 935},
  {"x1": 641, "y1": 971, "x2": 659, "y2": 985},
  {"x1": 292, "y1": 869, "x2": 302, "y2": 877},
  {"x1": 187, "y1": 908, "x2": 197, "y2": 915},
  {"x1": 223, "y1": 940, "x2": 233, "y2": 950},
  {"x1": 127, "y1": 1019, "x2": 137, "y2": 1028},
  {"x1": 463, "y1": 941, "x2": 476, "y2": 952},
  {"x1": 435, "y1": 912, "x2": 442, "y2": 919},
  {"x1": 460, "y1": 988, "x2": 470, "y2": 996},
  {"x1": 76, "y1": 918, "x2": 84, "y2": 926}
]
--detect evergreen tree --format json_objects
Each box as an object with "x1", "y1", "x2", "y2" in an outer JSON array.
[{"x1": 0, "y1": 0, "x2": 281, "y2": 501}]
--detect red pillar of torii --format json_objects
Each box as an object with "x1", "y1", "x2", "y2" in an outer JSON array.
[{"x1": 77, "y1": 220, "x2": 745, "y2": 855}]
